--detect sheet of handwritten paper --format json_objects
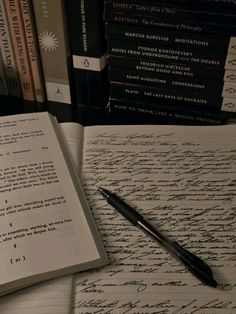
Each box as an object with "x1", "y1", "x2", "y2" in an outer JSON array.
[
  {"x1": 62, "y1": 124, "x2": 236, "y2": 314},
  {"x1": 0, "y1": 275, "x2": 73, "y2": 314}
]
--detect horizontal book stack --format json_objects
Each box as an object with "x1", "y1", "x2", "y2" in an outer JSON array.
[{"x1": 105, "y1": 0, "x2": 236, "y2": 124}]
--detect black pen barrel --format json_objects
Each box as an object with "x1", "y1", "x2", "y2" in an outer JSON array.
[
  {"x1": 107, "y1": 194, "x2": 143, "y2": 225},
  {"x1": 99, "y1": 187, "x2": 218, "y2": 288}
]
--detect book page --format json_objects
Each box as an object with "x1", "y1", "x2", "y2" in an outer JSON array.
[
  {"x1": 59, "y1": 122, "x2": 84, "y2": 173},
  {"x1": 0, "y1": 112, "x2": 104, "y2": 294},
  {"x1": 0, "y1": 275, "x2": 73, "y2": 314},
  {"x1": 68, "y1": 124, "x2": 236, "y2": 313}
]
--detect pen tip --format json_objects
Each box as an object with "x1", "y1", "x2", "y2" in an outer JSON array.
[
  {"x1": 98, "y1": 187, "x2": 110, "y2": 199},
  {"x1": 208, "y1": 278, "x2": 218, "y2": 288}
]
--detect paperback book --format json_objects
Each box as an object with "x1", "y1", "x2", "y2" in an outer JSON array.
[{"x1": 0, "y1": 112, "x2": 107, "y2": 296}]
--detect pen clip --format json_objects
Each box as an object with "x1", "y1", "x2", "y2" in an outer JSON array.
[{"x1": 173, "y1": 241, "x2": 213, "y2": 276}]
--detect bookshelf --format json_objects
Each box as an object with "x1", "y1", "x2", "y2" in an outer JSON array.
[
  {"x1": 1, "y1": 1, "x2": 236, "y2": 126},
  {"x1": 0, "y1": 95, "x2": 182, "y2": 126},
  {"x1": 0, "y1": 95, "x2": 109, "y2": 125}
]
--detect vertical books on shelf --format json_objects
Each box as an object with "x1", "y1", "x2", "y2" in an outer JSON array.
[
  {"x1": 4, "y1": 0, "x2": 35, "y2": 101},
  {"x1": 0, "y1": 0, "x2": 108, "y2": 108},
  {"x1": 0, "y1": 0, "x2": 21, "y2": 98}
]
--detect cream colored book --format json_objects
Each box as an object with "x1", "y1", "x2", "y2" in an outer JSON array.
[
  {"x1": 32, "y1": 0, "x2": 72, "y2": 104},
  {"x1": 0, "y1": 112, "x2": 107, "y2": 296},
  {"x1": 20, "y1": 0, "x2": 45, "y2": 103}
]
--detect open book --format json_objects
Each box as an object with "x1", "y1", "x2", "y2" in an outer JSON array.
[
  {"x1": 0, "y1": 112, "x2": 107, "y2": 296},
  {"x1": 0, "y1": 113, "x2": 235, "y2": 313}
]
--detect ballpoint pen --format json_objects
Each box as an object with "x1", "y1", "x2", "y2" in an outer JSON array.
[{"x1": 98, "y1": 187, "x2": 218, "y2": 288}]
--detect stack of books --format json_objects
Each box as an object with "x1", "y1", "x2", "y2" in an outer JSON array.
[{"x1": 105, "y1": 0, "x2": 236, "y2": 124}]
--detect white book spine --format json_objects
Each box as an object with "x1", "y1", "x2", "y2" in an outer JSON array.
[{"x1": 32, "y1": 0, "x2": 71, "y2": 104}]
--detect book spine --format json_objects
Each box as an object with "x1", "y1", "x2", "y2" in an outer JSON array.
[
  {"x1": 32, "y1": 0, "x2": 72, "y2": 104},
  {"x1": 107, "y1": 0, "x2": 236, "y2": 12},
  {"x1": 105, "y1": 11, "x2": 236, "y2": 36},
  {"x1": 110, "y1": 81, "x2": 236, "y2": 113},
  {"x1": 105, "y1": 1, "x2": 236, "y2": 24},
  {"x1": 106, "y1": 22, "x2": 236, "y2": 54},
  {"x1": 108, "y1": 56, "x2": 236, "y2": 82},
  {"x1": 20, "y1": 0, "x2": 45, "y2": 103},
  {"x1": 4, "y1": 0, "x2": 35, "y2": 101},
  {"x1": 0, "y1": 0, "x2": 21, "y2": 97},
  {"x1": 68, "y1": 0, "x2": 107, "y2": 59},
  {"x1": 159, "y1": 0, "x2": 236, "y2": 12},
  {"x1": 72, "y1": 68, "x2": 109, "y2": 108},
  {"x1": 109, "y1": 98, "x2": 236, "y2": 125},
  {"x1": 67, "y1": 0, "x2": 108, "y2": 106},
  {"x1": 109, "y1": 66, "x2": 234, "y2": 95},
  {"x1": 0, "y1": 48, "x2": 9, "y2": 95},
  {"x1": 108, "y1": 39, "x2": 236, "y2": 70}
]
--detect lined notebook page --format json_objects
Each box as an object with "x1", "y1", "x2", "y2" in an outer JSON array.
[
  {"x1": 0, "y1": 275, "x2": 73, "y2": 314},
  {"x1": 61, "y1": 124, "x2": 236, "y2": 314}
]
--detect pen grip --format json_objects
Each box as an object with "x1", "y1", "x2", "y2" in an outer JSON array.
[{"x1": 108, "y1": 195, "x2": 143, "y2": 225}]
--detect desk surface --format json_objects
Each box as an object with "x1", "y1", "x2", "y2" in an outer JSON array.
[
  {"x1": 0, "y1": 95, "x2": 174, "y2": 125},
  {"x1": 1, "y1": 95, "x2": 235, "y2": 126}
]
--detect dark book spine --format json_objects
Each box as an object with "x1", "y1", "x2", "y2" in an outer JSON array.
[
  {"x1": 109, "y1": 66, "x2": 236, "y2": 96},
  {"x1": 67, "y1": 0, "x2": 108, "y2": 107},
  {"x1": 110, "y1": 81, "x2": 236, "y2": 112},
  {"x1": 106, "y1": 23, "x2": 236, "y2": 54},
  {"x1": 108, "y1": 39, "x2": 236, "y2": 70},
  {"x1": 105, "y1": 12, "x2": 236, "y2": 36},
  {"x1": 73, "y1": 67, "x2": 109, "y2": 108},
  {"x1": 68, "y1": 0, "x2": 106, "y2": 57},
  {"x1": 105, "y1": 1, "x2": 236, "y2": 25},
  {"x1": 108, "y1": 56, "x2": 236, "y2": 82},
  {"x1": 109, "y1": 98, "x2": 236, "y2": 126},
  {"x1": 158, "y1": 0, "x2": 236, "y2": 12}
]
